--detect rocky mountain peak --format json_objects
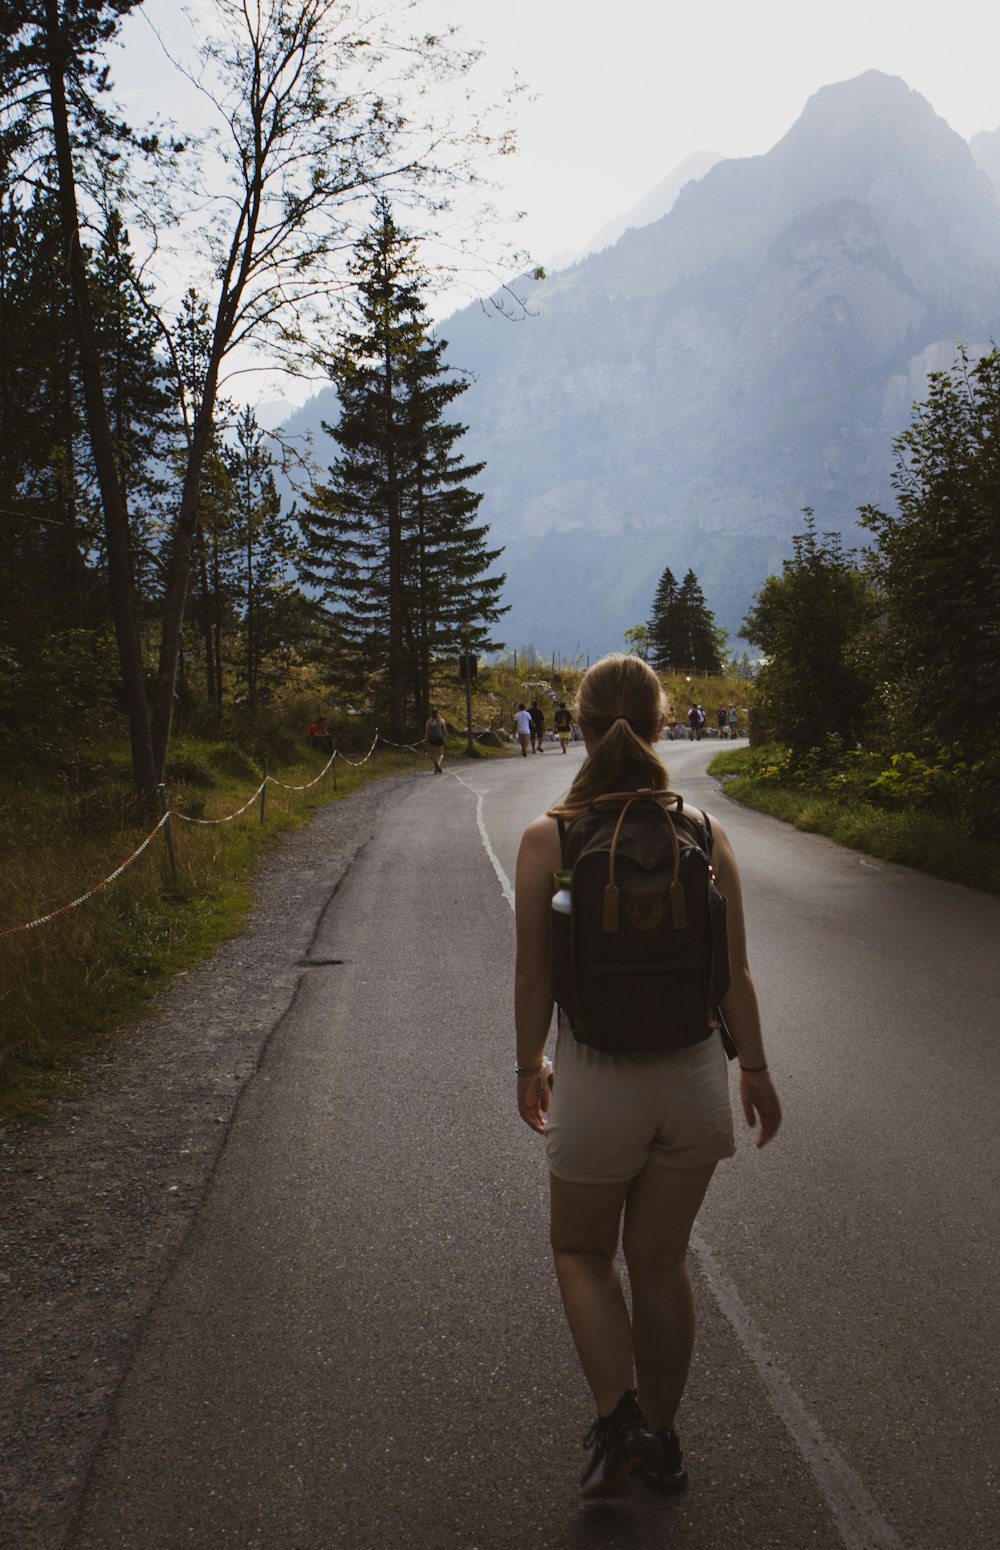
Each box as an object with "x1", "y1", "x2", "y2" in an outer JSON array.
[{"x1": 286, "y1": 73, "x2": 1000, "y2": 655}]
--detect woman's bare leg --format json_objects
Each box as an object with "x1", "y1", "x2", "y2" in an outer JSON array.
[
  {"x1": 621, "y1": 1161, "x2": 716, "y2": 1432},
  {"x1": 549, "y1": 1175, "x2": 633, "y2": 1414}
]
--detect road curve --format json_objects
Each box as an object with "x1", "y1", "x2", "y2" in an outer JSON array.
[{"x1": 63, "y1": 740, "x2": 1000, "y2": 1550}]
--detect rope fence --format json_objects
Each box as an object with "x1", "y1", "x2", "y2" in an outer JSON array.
[
  {"x1": 0, "y1": 729, "x2": 423, "y2": 942},
  {"x1": 0, "y1": 816, "x2": 170, "y2": 940},
  {"x1": 171, "y1": 781, "x2": 269, "y2": 826}
]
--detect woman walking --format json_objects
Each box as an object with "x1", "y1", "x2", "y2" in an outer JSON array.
[
  {"x1": 424, "y1": 707, "x2": 447, "y2": 774},
  {"x1": 514, "y1": 654, "x2": 780, "y2": 1498}
]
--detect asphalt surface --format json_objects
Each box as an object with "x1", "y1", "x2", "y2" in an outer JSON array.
[{"x1": 41, "y1": 742, "x2": 1000, "y2": 1547}]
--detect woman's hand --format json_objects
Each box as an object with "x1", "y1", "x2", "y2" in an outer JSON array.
[
  {"x1": 517, "y1": 1068, "x2": 551, "y2": 1134},
  {"x1": 740, "y1": 1069, "x2": 782, "y2": 1147}
]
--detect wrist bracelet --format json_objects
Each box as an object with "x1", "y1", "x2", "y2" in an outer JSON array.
[
  {"x1": 515, "y1": 1062, "x2": 543, "y2": 1077},
  {"x1": 739, "y1": 1063, "x2": 768, "y2": 1074}
]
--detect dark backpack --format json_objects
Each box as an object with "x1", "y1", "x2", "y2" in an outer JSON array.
[{"x1": 550, "y1": 790, "x2": 734, "y2": 1057}]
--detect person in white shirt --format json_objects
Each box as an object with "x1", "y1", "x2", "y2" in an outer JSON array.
[{"x1": 513, "y1": 703, "x2": 533, "y2": 757}]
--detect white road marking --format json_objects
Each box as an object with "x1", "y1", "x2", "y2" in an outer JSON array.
[
  {"x1": 691, "y1": 1234, "x2": 905, "y2": 1550},
  {"x1": 457, "y1": 766, "x2": 904, "y2": 1550},
  {"x1": 451, "y1": 773, "x2": 515, "y2": 911}
]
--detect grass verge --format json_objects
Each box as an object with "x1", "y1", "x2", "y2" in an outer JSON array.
[
  {"x1": 0, "y1": 736, "x2": 438, "y2": 1125},
  {"x1": 708, "y1": 748, "x2": 1000, "y2": 895}
]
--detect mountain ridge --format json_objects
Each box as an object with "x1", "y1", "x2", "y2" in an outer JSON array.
[{"x1": 286, "y1": 72, "x2": 1000, "y2": 654}]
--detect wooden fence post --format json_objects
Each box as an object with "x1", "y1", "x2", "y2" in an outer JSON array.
[{"x1": 158, "y1": 783, "x2": 178, "y2": 881}]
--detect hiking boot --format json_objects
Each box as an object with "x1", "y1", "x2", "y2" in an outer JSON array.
[
  {"x1": 638, "y1": 1428, "x2": 688, "y2": 1495},
  {"x1": 579, "y1": 1389, "x2": 661, "y2": 1499}
]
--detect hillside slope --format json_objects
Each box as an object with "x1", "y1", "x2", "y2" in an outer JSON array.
[{"x1": 289, "y1": 72, "x2": 1000, "y2": 653}]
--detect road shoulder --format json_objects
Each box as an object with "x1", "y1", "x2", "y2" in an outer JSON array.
[{"x1": 0, "y1": 775, "x2": 413, "y2": 1550}]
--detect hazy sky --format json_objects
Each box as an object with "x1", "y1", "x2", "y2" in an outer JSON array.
[
  {"x1": 111, "y1": 0, "x2": 1000, "y2": 406},
  {"x1": 116, "y1": 0, "x2": 1000, "y2": 266},
  {"x1": 418, "y1": 0, "x2": 1000, "y2": 263}
]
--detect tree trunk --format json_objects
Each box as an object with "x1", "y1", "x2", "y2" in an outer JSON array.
[
  {"x1": 43, "y1": 0, "x2": 157, "y2": 802},
  {"x1": 212, "y1": 531, "x2": 224, "y2": 705},
  {"x1": 196, "y1": 526, "x2": 217, "y2": 705},
  {"x1": 60, "y1": 360, "x2": 85, "y2": 597},
  {"x1": 383, "y1": 335, "x2": 404, "y2": 742},
  {"x1": 245, "y1": 466, "x2": 256, "y2": 713},
  {"x1": 151, "y1": 389, "x2": 220, "y2": 775},
  {"x1": 416, "y1": 477, "x2": 430, "y2": 725}
]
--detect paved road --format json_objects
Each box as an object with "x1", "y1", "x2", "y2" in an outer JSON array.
[{"x1": 66, "y1": 741, "x2": 1000, "y2": 1549}]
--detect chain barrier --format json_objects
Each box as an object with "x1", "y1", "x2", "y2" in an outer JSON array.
[
  {"x1": 378, "y1": 736, "x2": 426, "y2": 753},
  {"x1": 171, "y1": 781, "x2": 268, "y2": 826},
  {"x1": 333, "y1": 735, "x2": 380, "y2": 768},
  {"x1": 0, "y1": 816, "x2": 170, "y2": 940},
  {"x1": 0, "y1": 728, "x2": 430, "y2": 941},
  {"x1": 266, "y1": 749, "x2": 338, "y2": 792}
]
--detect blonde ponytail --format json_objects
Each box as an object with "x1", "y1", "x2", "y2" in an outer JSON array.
[{"x1": 549, "y1": 654, "x2": 669, "y2": 818}]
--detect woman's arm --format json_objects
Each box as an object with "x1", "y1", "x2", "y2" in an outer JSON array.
[
  {"x1": 709, "y1": 817, "x2": 782, "y2": 1148},
  {"x1": 514, "y1": 815, "x2": 561, "y2": 1132}
]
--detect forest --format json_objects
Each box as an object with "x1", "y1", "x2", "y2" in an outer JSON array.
[
  {"x1": 0, "y1": 0, "x2": 529, "y2": 1114},
  {"x1": 713, "y1": 347, "x2": 1000, "y2": 891},
  {"x1": 1, "y1": 0, "x2": 523, "y2": 806}
]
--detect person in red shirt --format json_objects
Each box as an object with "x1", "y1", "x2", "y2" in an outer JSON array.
[{"x1": 305, "y1": 717, "x2": 333, "y2": 755}]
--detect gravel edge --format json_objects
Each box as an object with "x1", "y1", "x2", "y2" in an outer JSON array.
[{"x1": 0, "y1": 775, "x2": 413, "y2": 1550}]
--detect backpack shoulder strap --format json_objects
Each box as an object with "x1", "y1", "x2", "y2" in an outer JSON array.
[{"x1": 670, "y1": 802, "x2": 713, "y2": 855}]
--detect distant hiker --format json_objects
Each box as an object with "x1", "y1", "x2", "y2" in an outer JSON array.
[
  {"x1": 717, "y1": 707, "x2": 728, "y2": 737},
  {"x1": 687, "y1": 705, "x2": 701, "y2": 740},
  {"x1": 424, "y1": 707, "x2": 447, "y2": 774},
  {"x1": 728, "y1": 705, "x2": 739, "y2": 738},
  {"x1": 513, "y1": 653, "x2": 780, "y2": 1499},
  {"x1": 554, "y1": 701, "x2": 573, "y2": 753},
  {"x1": 514, "y1": 704, "x2": 533, "y2": 757},
  {"x1": 305, "y1": 717, "x2": 333, "y2": 755},
  {"x1": 530, "y1": 699, "x2": 545, "y2": 753}
]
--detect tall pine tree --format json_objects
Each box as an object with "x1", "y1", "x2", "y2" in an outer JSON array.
[
  {"x1": 647, "y1": 564, "x2": 722, "y2": 672},
  {"x1": 678, "y1": 569, "x2": 723, "y2": 674},
  {"x1": 303, "y1": 203, "x2": 506, "y2": 736},
  {"x1": 91, "y1": 210, "x2": 174, "y2": 611},
  {"x1": 647, "y1": 565, "x2": 680, "y2": 669},
  {"x1": 398, "y1": 331, "x2": 505, "y2": 722}
]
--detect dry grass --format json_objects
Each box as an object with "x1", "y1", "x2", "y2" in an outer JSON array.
[{"x1": 0, "y1": 738, "x2": 425, "y2": 1123}]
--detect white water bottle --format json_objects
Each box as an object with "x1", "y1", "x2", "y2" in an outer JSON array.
[{"x1": 551, "y1": 870, "x2": 572, "y2": 915}]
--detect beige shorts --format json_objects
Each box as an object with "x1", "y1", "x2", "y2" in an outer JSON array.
[{"x1": 545, "y1": 1017, "x2": 736, "y2": 1184}]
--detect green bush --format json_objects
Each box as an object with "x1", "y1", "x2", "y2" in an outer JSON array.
[{"x1": 708, "y1": 742, "x2": 1000, "y2": 894}]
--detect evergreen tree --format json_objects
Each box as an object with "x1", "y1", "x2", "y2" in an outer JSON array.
[
  {"x1": 860, "y1": 348, "x2": 1000, "y2": 757},
  {"x1": 303, "y1": 203, "x2": 506, "y2": 736},
  {"x1": 678, "y1": 569, "x2": 723, "y2": 675},
  {"x1": 0, "y1": 183, "x2": 87, "y2": 611},
  {"x1": 647, "y1": 566, "x2": 680, "y2": 669},
  {"x1": 11, "y1": 0, "x2": 160, "y2": 797},
  {"x1": 647, "y1": 564, "x2": 722, "y2": 672},
  {"x1": 398, "y1": 330, "x2": 506, "y2": 722},
  {"x1": 90, "y1": 210, "x2": 174, "y2": 609},
  {"x1": 741, "y1": 512, "x2": 877, "y2": 753},
  {"x1": 0, "y1": 181, "x2": 107, "y2": 749}
]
